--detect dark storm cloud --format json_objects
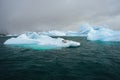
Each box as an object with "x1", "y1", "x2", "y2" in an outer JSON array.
[{"x1": 0, "y1": 0, "x2": 120, "y2": 34}]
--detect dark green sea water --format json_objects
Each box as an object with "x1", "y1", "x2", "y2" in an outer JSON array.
[{"x1": 0, "y1": 37, "x2": 120, "y2": 80}]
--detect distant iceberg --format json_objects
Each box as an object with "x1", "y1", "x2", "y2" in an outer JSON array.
[
  {"x1": 5, "y1": 23, "x2": 120, "y2": 42},
  {"x1": 66, "y1": 31, "x2": 80, "y2": 36},
  {"x1": 39, "y1": 30, "x2": 66, "y2": 36},
  {"x1": 4, "y1": 32, "x2": 80, "y2": 50},
  {"x1": 73, "y1": 23, "x2": 120, "y2": 41},
  {"x1": 37, "y1": 24, "x2": 100, "y2": 37},
  {"x1": 87, "y1": 26, "x2": 120, "y2": 41},
  {"x1": 6, "y1": 34, "x2": 18, "y2": 37}
]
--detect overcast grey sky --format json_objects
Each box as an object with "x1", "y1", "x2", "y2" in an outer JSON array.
[{"x1": 0, "y1": 0, "x2": 120, "y2": 34}]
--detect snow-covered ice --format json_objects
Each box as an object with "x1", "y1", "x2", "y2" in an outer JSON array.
[
  {"x1": 39, "y1": 30, "x2": 66, "y2": 36},
  {"x1": 4, "y1": 32, "x2": 80, "y2": 49},
  {"x1": 4, "y1": 23, "x2": 120, "y2": 42},
  {"x1": 87, "y1": 26, "x2": 120, "y2": 41}
]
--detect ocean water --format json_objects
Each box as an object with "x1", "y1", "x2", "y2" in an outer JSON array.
[{"x1": 0, "y1": 37, "x2": 120, "y2": 80}]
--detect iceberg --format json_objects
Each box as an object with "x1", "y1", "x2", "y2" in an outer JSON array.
[
  {"x1": 4, "y1": 23, "x2": 120, "y2": 43},
  {"x1": 87, "y1": 25, "x2": 120, "y2": 41},
  {"x1": 4, "y1": 32, "x2": 80, "y2": 50},
  {"x1": 66, "y1": 31, "x2": 79, "y2": 36},
  {"x1": 67, "y1": 23, "x2": 120, "y2": 41},
  {"x1": 37, "y1": 23, "x2": 102, "y2": 37},
  {"x1": 48, "y1": 30, "x2": 66, "y2": 36},
  {"x1": 6, "y1": 34, "x2": 18, "y2": 37},
  {"x1": 63, "y1": 23, "x2": 101, "y2": 37},
  {"x1": 78, "y1": 23, "x2": 92, "y2": 36},
  {"x1": 37, "y1": 24, "x2": 94, "y2": 37},
  {"x1": 39, "y1": 30, "x2": 66, "y2": 36},
  {"x1": 29, "y1": 23, "x2": 120, "y2": 41}
]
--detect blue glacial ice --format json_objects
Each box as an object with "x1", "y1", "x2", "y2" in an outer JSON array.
[
  {"x1": 4, "y1": 32, "x2": 80, "y2": 49},
  {"x1": 69, "y1": 23, "x2": 120, "y2": 41},
  {"x1": 87, "y1": 26, "x2": 120, "y2": 41},
  {"x1": 74, "y1": 23, "x2": 120, "y2": 41}
]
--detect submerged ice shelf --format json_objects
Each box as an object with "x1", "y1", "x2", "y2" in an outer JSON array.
[{"x1": 4, "y1": 32, "x2": 80, "y2": 50}]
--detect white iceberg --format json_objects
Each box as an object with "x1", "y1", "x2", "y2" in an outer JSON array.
[
  {"x1": 65, "y1": 31, "x2": 79, "y2": 36},
  {"x1": 39, "y1": 30, "x2": 66, "y2": 36},
  {"x1": 65, "y1": 23, "x2": 101, "y2": 37},
  {"x1": 5, "y1": 23, "x2": 120, "y2": 43},
  {"x1": 37, "y1": 24, "x2": 93, "y2": 37},
  {"x1": 48, "y1": 30, "x2": 66, "y2": 36},
  {"x1": 87, "y1": 25, "x2": 120, "y2": 41},
  {"x1": 4, "y1": 32, "x2": 80, "y2": 50},
  {"x1": 38, "y1": 23, "x2": 100, "y2": 37},
  {"x1": 6, "y1": 34, "x2": 18, "y2": 37}
]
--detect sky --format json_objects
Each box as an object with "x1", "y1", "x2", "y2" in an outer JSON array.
[{"x1": 0, "y1": 0, "x2": 120, "y2": 34}]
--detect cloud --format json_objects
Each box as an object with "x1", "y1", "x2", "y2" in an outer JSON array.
[{"x1": 0, "y1": 0, "x2": 120, "y2": 34}]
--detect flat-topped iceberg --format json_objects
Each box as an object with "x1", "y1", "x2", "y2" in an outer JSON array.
[
  {"x1": 39, "y1": 30, "x2": 66, "y2": 36},
  {"x1": 6, "y1": 34, "x2": 18, "y2": 37},
  {"x1": 4, "y1": 32, "x2": 80, "y2": 50},
  {"x1": 66, "y1": 31, "x2": 80, "y2": 36}
]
